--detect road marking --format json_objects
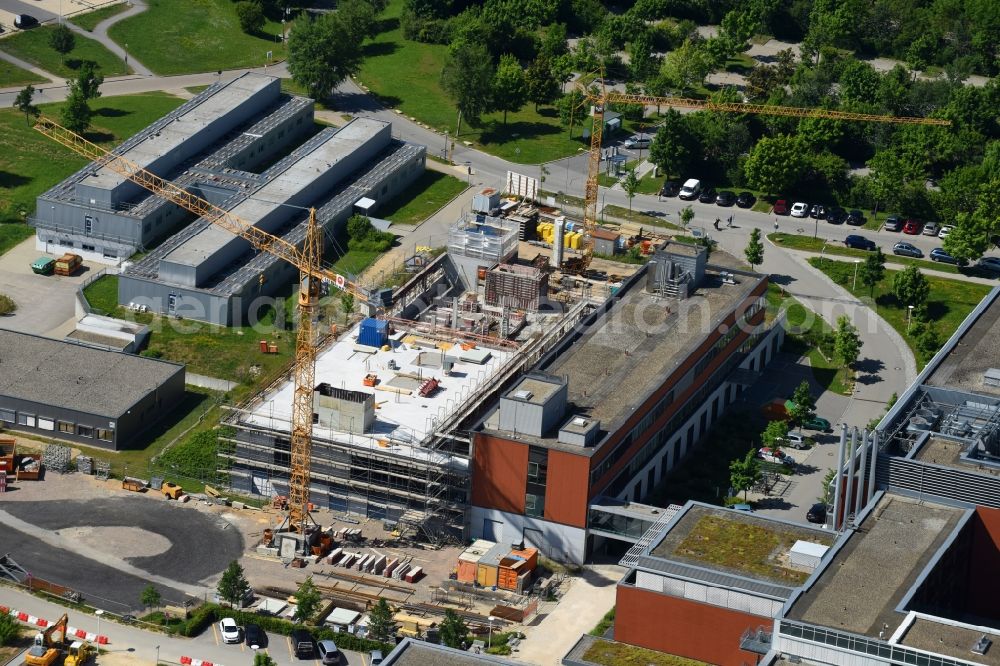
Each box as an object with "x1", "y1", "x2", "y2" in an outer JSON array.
[
  {"x1": 286, "y1": 635, "x2": 294, "y2": 660},
  {"x1": 211, "y1": 621, "x2": 220, "y2": 646}
]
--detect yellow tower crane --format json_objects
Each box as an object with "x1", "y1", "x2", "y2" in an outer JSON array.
[
  {"x1": 34, "y1": 116, "x2": 370, "y2": 537},
  {"x1": 572, "y1": 82, "x2": 952, "y2": 271}
]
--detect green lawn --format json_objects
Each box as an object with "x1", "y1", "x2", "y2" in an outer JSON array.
[
  {"x1": 0, "y1": 92, "x2": 185, "y2": 246},
  {"x1": 332, "y1": 248, "x2": 381, "y2": 277},
  {"x1": 70, "y1": 2, "x2": 131, "y2": 31},
  {"x1": 379, "y1": 171, "x2": 467, "y2": 225},
  {"x1": 583, "y1": 638, "x2": 709, "y2": 666},
  {"x1": 809, "y1": 257, "x2": 991, "y2": 365},
  {"x1": 358, "y1": 0, "x2": 586, "y2": 163},
  {"x1": 0, "y1": 59, "x2": 45, "y2": 88},
  {"x1": 768, "y1": 232, "x2": 959, "y2": 274},
  {"x1": 0, "y1": 25, "x2": 130, "y2": 78},
  {"x1": 636, "y1": 170, "x2": 664, "y2": 195},
  {"x1": 602, "y1": 205, "x2": 681, "y2": 230},
  {"x1": 108, "y1": 0, "x2": 289, "y2": 75}
]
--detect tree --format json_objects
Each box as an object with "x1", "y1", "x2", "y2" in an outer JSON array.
[
  {"x1": 140, "y1": 584, "x2": 161, "y2": 611},
  {"x1": 75, "y1": 60, "x2": 104, "y2": 101},
  {"x1": 440, "y1": 40, "x2": 493, "y2": 136},
  {"x1": 679, "y1": 205, "x2": 694, "y2": 228},
  {"x1": 253, "y1": 654, "x2": 277, "y2": 666},
  {"x1": 340, "y1": 292, "x2": 355, "y2": 321},
  {"x1": 858, "y1": 247, "x2": 885, "y2": 298},
  {"x1": 557, "y1": 89, "x2": 584, "y2": 134},
  {"x1": 892, "y1": 265, "x2": 930, "y2": 309},
  {"x1": 60, "y1": 85, "x2": 92, "y2": 135},
  {"x1": 744, "y1": 227, "x2": 764, "y2": 270},
  {"x1": 49, "y1": 23, "x2": 75, "y2": 59},
  {"x1": 491, "y1": 54, "x2": 526, "y2": 125},
  {"x1": 524, "y1": 56, "x2": 560, "y2": 111},
  {"x1": 833, "y1": 315, "x2": 861, "y2": 368},
  {"x1": 368, "y1": 598, "x2": 395, "y2": 642},
  {"x1": 236, "y1": 1, "x2": 266, "y2": 34},
  {"x1": 0, "y1": 612, "x2": 18, "y2": 647},
  {"x1": 294, "y1": 576, "x2": 321, "y2": 623},
  {"x1": 217, "y1": 560, "x2": 251, "y2": 608},
  {"x1": 622, "y1": 168, "x2": 639, "y2": 215},
  {"x1": 439, "y1": 609, "x2": 468, "y2": 649},
  {"x1": 14, "y1": 85, "x2": 38, "y2": 125},
  {"x1": 744, "y1": 135, "x2": 804, "y2": 195},
  {"x1": 649, "y1": 109, "x2": 695, "y2": 178},
  {"x1": 337, "y1": 0, "x2": 380, "y2": 41},
  {"x1": 729, "y1": 449, "x2": 761, "y2": 500},
  {"x1": 788, "y1": 380, "x2": 816, "y2": 434},
  {"x1": 288, "y1": 12, "x2": 366, "y2": 101},
  {"x1": 943, "y1": 180, "x2": 1000, "y2": 263},
  {"x1": 761, "y1": 419, "x2": 790, "y2": 448},
  {"x1": 659, "y1": 38, "x2": 711, "y2": 94}
]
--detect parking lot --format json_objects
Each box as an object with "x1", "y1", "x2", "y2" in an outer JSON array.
[{"x1": 0, "y1": 0, "x2": 113, "y2": 31}]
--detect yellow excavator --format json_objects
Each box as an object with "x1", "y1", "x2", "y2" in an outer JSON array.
[
  {"x1": 23, "y1": 613, "x2": 67, "y2": 666},
  {"x1": 64, "y1": 640, "x2": 96, "y2": 666}
]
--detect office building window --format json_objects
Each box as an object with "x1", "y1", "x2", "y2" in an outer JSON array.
[
  {"x1": 77, "y1": 425, "x2": 93, "y2": 438},
  {"x1": 96, "y1": 428, "x2": 113, "y2": 441},
  {"x1": 17, "y1": 413, "x2": 35, "y2": 427},
  {"x1": 0, "y1": 409, "x2": 14, "y2": 423},
  {"x1": 58, "y1": 421, "x2": 74, "y2": 434},
  {"x1": 525, "y1": 493, "x2": 544, "y2": 517}
]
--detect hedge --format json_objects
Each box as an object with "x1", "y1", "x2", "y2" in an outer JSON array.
[{"x1": 176, "y1": 604, "x2": 394, "y2": 654}]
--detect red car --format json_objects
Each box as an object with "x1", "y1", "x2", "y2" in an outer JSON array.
[
  {"x1": 773, "y1": 200, "x2": 789, "y2": 215},
  {"x1": 903, "y1": 219, "x2": 923, "y2": 234}
]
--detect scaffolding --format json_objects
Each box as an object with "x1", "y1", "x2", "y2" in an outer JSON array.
[{"x1": 41, "y1": 444, "x2": 72, "y2": 474}]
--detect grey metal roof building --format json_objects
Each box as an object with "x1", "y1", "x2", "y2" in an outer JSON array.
[
  {"x1": 0, "y1": 330, "x2": 185, "y2": 450},
  {"x1": 32, "y1": 74, "x2": 314, "y2": 263}
]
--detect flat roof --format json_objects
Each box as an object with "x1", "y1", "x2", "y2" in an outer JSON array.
[
  {"x1": 240, "y1": 322, "x2": 515, "y2": 465},
  {"x1": 87, "y1": 73, "x2": 276, "y2": 192},
  {"x1": 925, "y1": 289, "x2": 1000, "y2": 397},
  {"x1": 787, "y1": 493, "x2": 968, "y2": 637},
  {"x1": 898, "y1": 617, "x2": 1000, "y2": 666},
  {"x1": 649, "y1": 504, "x2": 834, "y2": 587},
  {"x1": 0, "y1": 330, "x2": 183, "y2": 418},
  {"x1": 505, "y1": 375, "x2": 562, "y2": 405},
  {"x1": 384, "y1": 638, "x2": 518, "y2": 665},
  {"x1": 164, "y1": 118, "x2": 388, "y2": 269}
]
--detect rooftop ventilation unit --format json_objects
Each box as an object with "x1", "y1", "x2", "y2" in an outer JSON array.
[
  {"x1": 972, "y1": 635, "x2": 992, "y2": 656},
  {"x1": 513, "y1": 390, "x2": 533, "y2": 400}
]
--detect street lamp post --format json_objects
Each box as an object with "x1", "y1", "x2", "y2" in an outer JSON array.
[
  {"x1": 463, "y1": 161, "x2": 472, "y2": 186},
  {"x1": 814, "y1": 215, "x2": 819, "y2": 239},
  {"x1": 95, "y1": 610, "x2": 104, "y2": 638},
  {"x1": 488, "y1": 616, "x2": 496, "y2": 648},
  {"x1": 907, "y1": 305, "x2": 915, "y2": 331},
  {"x1": 853, "y1": 258, "x2": 862, "y2": 291},
  {"x1": 124, "y1": 43, "x2": 128, "y2": 67},
  {"x1": 155, "y1": 645, "x2": 160, "y2": 665}
]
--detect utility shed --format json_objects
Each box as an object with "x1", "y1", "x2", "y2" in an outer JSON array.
[
  {"x1": 0, "y1": 330, "x2": 185, "y2": 450},
  {"x1": 789, "y1": 540, "x2": 829, "y2": 570}
]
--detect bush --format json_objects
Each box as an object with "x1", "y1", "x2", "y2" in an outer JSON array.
[
  {"x1": 0, "y1": 293, "x2": 17, "y2": 315},
  {"x1": 0, "y1": 612, "x2": 19, "y2": 646}
]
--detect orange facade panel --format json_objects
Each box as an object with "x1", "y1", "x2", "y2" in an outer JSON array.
[
  {"x1": 472, "y1": 433, "x2": 528, "y2": 514},
  {"x1": 616, "y1": 584, "x2": 768, "y2": 666},
  {"x1": 545, "y1": 449, "x2": 591, "y2": 528}
]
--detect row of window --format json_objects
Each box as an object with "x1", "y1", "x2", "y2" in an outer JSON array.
[
  {"x1": 779, "y1": 621, "x2": 974, "y2": 666},
  {"x1": 0, "y1": 409, "x2": 111, "y2": 441}
]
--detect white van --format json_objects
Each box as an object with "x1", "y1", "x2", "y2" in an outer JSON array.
[{"x1": 678, "y1": 178, "x2": 702, "y2": 200}]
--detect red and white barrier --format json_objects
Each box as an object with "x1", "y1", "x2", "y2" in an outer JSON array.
[
  {"x1": 180, "y1": 657, "x2": 223, "y2": 666},
  {"x1": 0, "y1": 606, "x2": 109, "y2": 645}
]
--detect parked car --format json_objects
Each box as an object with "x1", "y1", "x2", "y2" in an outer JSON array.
[
  {"x1": 845, "y1": 234, "x2": 877, "y2": 251},
  {"x1": 623, "y1": 134, "x2": 652, "y2": 149},
  {"x1": 678, "y1": 178, "x2": 701, "y2": 200},
  {"x1": 773, "y1": 199, "x2": 789, "y2": 215},
  {"x1": 807, "y1": 502, "x2": 828, "y2": 524},
  {"x1": 731, "y1": 503, "x2": 755, "y2": 513},
  {"x1": 759, "y1": 447, "x2": 795, "y2": 466},
  {"x1": 938, "y1": 224, "x2": 955, "y2": 238},
  {"x1": 803, "y1": 415, "x2": 832, "y2": 432},
  {"x1": 809, "y1": 204, "x2": 826, "y2": 219},
  {"x1": 884, "y1": 215, "x2": 903, "y2": 232},
  {"x1": 892, "y1": 241, "x2": 923, "y2": 258},
  {"x1": 317, "y1": 639, "x2": 341, "y2": 665},
  {"x1": 976, "y1": 257, "x2": 1000, "y2": 274},
  {"x1": 903, "y1": 218, "x2": 923, "y2": 234},
  {"x1": 779, "y1": 433, "x2": 808, "y2": 449},
  {"x1": 660, "y1": 181, "x2": 679, "y2": 197},
  {"x1": 370, "y1": 650, "x2": 385, "y2": 666},
  {"x1": 930, "y1": 247, "x2": 963, "y2": 264},
  {"x1": 244, "y1": 624, "x2": 266, "y2": 650},
  {"x1": 219, "y1": 618, "x2": 241, "y2": 645},
  {"x1": 790, "y1": 202, "x2": 809, "y2": 218},
  {"x1": 13, "y1": 14, "x2": 37, "y2": 29},
  {"x1": 923, "y1": 221, "x2": 940, "y2": 236},
  {"x1": 846, "y1": 209, "x2": 865, "y2": 226},
  {"x1": 826, "y1": 207, "x2": 847, "y2": 224},
  {"x1": 736, "y1": 191, "x2": 756, "y2": 208},
  {"x1": 716, "y1": 190, "x2": 736, "y2": 206},
  {"x1": 291, "y1": 629, "x2": 316, "y2": 659},
  {"x1": 699, "y1": 187, "x2": 718, "y2": 204}
]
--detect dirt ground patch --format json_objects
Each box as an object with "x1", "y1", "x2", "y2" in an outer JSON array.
[{"x1": 55, "y1": 526, "x2": 172, "y2": 558}]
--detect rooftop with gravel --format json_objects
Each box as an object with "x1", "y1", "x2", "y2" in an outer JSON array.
[
  {"x1": 0, "y1": 329, "x2": 183, "y2": 418},
  {"x1": 897, "y1": 617, "x2": 1000, "y2": 666},
  {"x1": 787, "y1": 493, "x2": 967, "y2": 637},
  {"x1": 925, "y1": 290, "x2": 1000, "y2": 397}
]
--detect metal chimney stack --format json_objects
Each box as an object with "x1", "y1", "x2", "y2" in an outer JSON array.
[{"x1": 551, "y1": 216, "x2": 565, "y2": 268}]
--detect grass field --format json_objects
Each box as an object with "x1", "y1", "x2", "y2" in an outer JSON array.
[
  {"x1": 809, "y1": 257, "x2": 991, "y2": 365},
  {"x1": 358, "y1": 0, "x2": 587, "y2": 163},
  {"x1": 583, "y1": 638, "x2": 709, "y2": 666},
  {"x1": 332, "y1": 248, "x2": 381, "y2": 277},
  {"x1": 108, "y1": 0, "x2": 289, "y2": 75},
  {"x1": 71, "y1": 2, "x2": 131, "y2": 31},
  {"x1": 602, "y1": 204, "x2": 681, "y2": 230},
  {"x1": 379, "y1": 171, "x2": 467, "y2": 225},
  {"x1": 0, "y1": 59, "x2": 46, "y2": 87},
  {"x1": 0, "y1": 25, "x2": 130, "y2": 78},
  {"x1": 768, "y1": 232, "x2": 960, "y2": 274},
  {"x1": 0, "y1": 92, "x2": 185, "y2": 252}
]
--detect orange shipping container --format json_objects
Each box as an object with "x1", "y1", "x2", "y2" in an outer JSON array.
[
  {"x1": 457, "y1": 539, "x2": 494, "y2": 583},
  {"x1": 477, "y1": 562, "x2": 499, "y2": 588}
]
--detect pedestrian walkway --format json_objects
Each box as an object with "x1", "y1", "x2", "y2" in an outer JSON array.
[
  {"x1": 0, "y1": 51, "x2": 56, "y2": 84},
  {"x1": 82, "y1": 0, "x2": 154, "y2": 77}
]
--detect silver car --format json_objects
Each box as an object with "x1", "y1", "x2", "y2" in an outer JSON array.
[{"x1": 923, "y1": 221, "x2": 940, "y2": 236}]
